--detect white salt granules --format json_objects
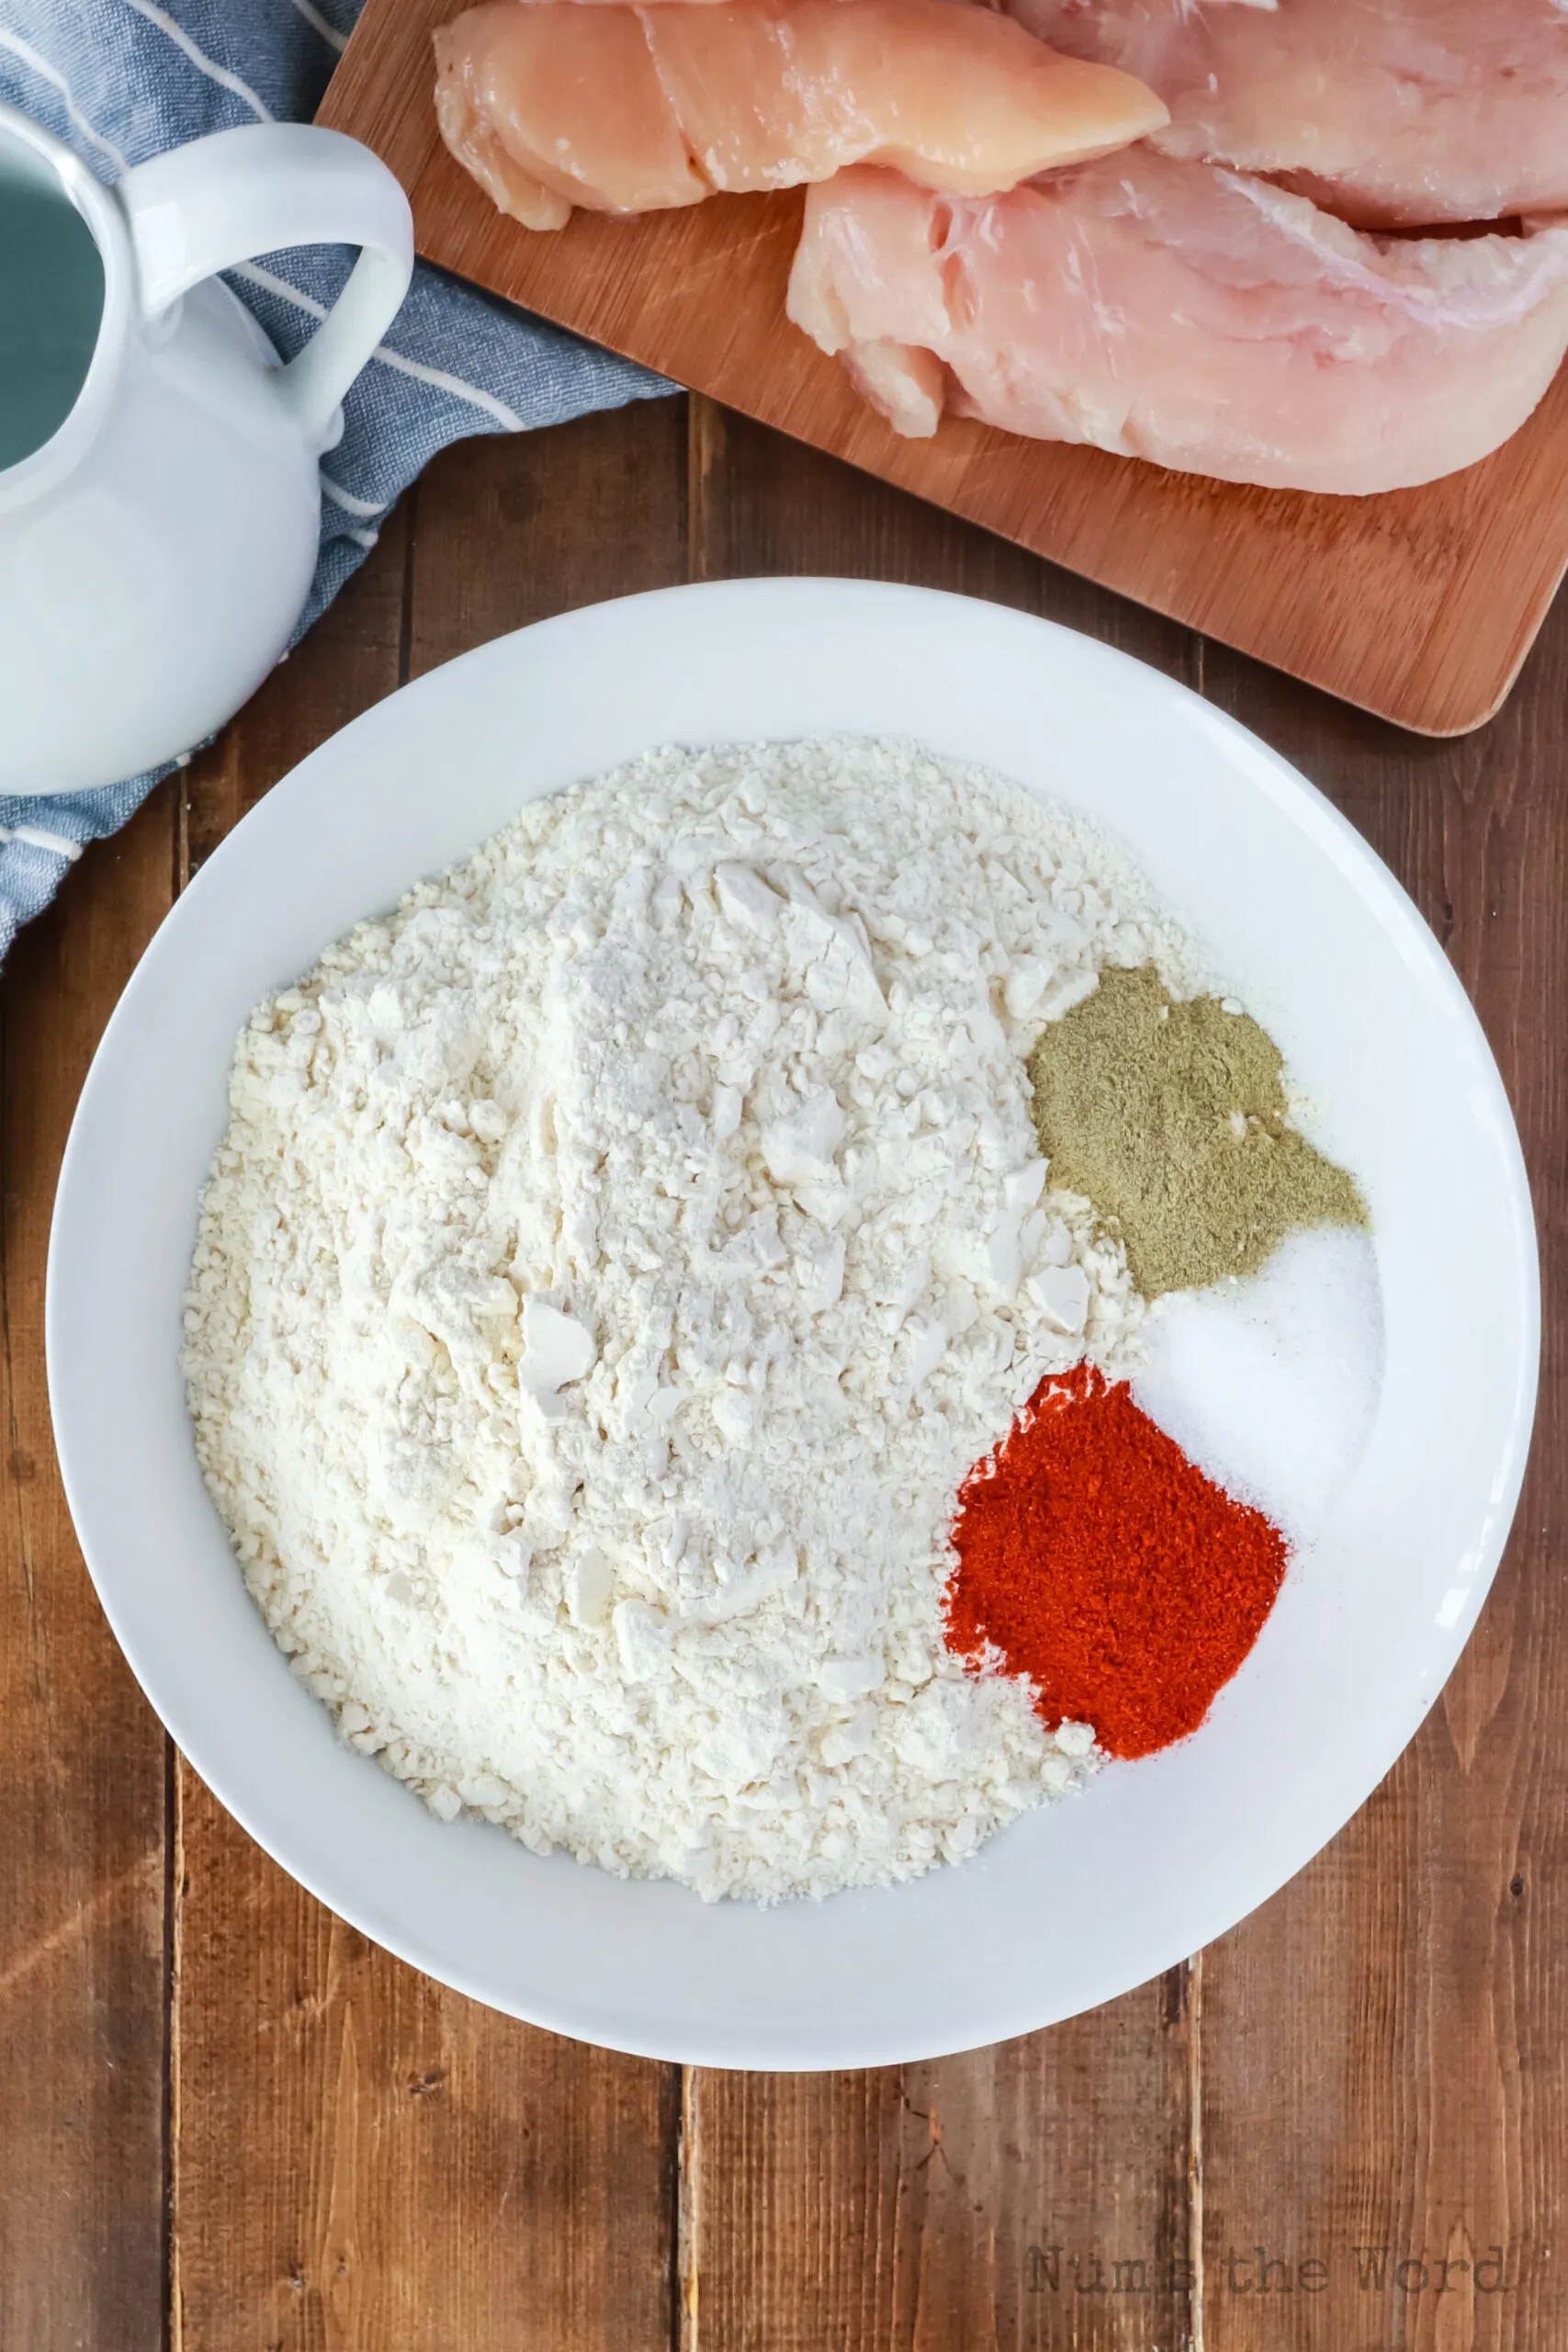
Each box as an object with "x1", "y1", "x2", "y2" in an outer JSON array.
[
  {"x1": 1132, "y1": 1225, "x2": 1384, "y2": 1546},
  {"x1": 183, "y1": 737, "x2": 1203, "y2": 1902}
]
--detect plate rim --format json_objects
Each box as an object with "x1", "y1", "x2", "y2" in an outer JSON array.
[{"x1": 46, "y1": 576, "x2": 1542, "y2": 2066}]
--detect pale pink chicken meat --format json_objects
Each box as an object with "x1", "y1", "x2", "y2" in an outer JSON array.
[
  {"x1": 787, "y1": 153, "x2": 1568, "y2": 493},
  {"x1": 1008, "y1": 0, "x2": 1568, "y2": 230},
  {"x1": 433, "y1": 0, "x2": 1168, "y2": 232}
]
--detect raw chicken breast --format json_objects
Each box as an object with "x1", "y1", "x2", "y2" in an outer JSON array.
[
  {"x1": 787, "y1": 153, "x2": 1568, "y2": 492},
  {"x1": 1009, "y1": 0, "x2": 1568, "y2": 229},
  {"x1": 434, "y1": 0, "x2": 1168, "y2": 232}
]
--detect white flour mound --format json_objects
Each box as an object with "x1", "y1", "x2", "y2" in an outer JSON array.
[{"x1": 185, "y1": 738, "x2": 1201, "y2": 1903}]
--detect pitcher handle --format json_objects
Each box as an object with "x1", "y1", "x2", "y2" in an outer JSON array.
[{"x1": 118, "y1": 123, "x2": 414, "y2": 452}]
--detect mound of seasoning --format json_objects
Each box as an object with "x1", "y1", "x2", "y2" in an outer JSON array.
[
  {"x1": 1026, "y1": 963, "x2": 1365, "y2": 1299},
  {"x1": 946, "y1": 1363, "x2": 1287, "y2": 1758}
]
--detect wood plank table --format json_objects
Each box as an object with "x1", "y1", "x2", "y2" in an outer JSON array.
[{"x1": 2, "y1": 396, "x2": 1563, "y2": 2352}]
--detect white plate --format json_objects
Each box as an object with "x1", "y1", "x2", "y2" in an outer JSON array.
[{"x1": 47, "y1": 580, "x2": 1538, "y2": 2068}]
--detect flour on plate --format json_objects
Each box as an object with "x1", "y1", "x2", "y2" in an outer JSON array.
[{"x1": 184, "y1": 738, "x2": 1201, "y2": 1902}]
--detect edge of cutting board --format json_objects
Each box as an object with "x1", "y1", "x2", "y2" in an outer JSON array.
[{"x1": 318, "y1": 0, "x2": 1568, "y2": 736}]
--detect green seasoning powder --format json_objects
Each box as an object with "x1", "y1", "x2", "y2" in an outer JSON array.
[{"x1": 1026, "y1": 963, "x2": 1366, "y2": 1299}]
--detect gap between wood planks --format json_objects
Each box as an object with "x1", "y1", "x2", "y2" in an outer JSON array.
[
  {"x1": 676, "y1": 2064, "x2": 700, "y2": 2352},
  {"x1": 1188, "y1": 1949, "x2": 1206, "y2": 2352}
]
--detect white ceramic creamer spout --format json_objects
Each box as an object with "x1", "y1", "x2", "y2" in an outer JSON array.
[{"x1": 0, "y1": 105, "x2": 413, "y2": 797}]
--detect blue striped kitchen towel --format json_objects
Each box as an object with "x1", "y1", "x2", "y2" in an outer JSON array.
[{"x1": 0, "y1": 0, "x2": 670, "y2": 963}]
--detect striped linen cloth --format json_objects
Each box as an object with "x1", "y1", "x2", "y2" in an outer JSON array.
[{"x1": 0, "y1": 0, "x2": 669, "y2": 961}]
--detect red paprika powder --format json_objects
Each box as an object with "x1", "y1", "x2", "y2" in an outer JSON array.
[{"x1": 945, "y1": 1363, "x2": 1287, "y2": 1759}]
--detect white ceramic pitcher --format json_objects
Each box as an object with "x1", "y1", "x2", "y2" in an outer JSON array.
[{"x1": 0, "y1": 101, "x2": 413, "y2": 797}]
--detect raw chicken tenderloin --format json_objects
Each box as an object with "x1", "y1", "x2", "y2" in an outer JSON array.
[
  {"x1": 787, "y1": 155, "x2": 1568, "y2": 493},
  {"x1": 434, "y1": 0, "x2": 1168, "y2": 232},
  {"x1": 1009, "y1": 0, "x2": 1568, "y2": 230}
]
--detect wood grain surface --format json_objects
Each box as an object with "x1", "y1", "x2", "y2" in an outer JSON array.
[
  {"x1": 1, "y1": 397, "x2": 1563, "y2": 2349},
  {"x1": 312, "y1": 0, "x2": 1568, "y2": 738}
]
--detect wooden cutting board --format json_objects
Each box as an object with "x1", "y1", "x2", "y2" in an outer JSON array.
[{"x1": 319, "y1": 1, "x2": 1568, "y2": 735}]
